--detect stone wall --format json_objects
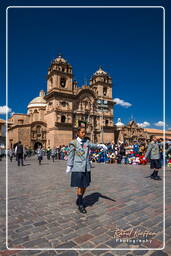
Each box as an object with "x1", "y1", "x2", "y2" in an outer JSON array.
[
  {"x1": 8, "y1": 126, "x2": 31, "y2": 148},
  {"x1": 47, "y1": 129, "x2": 73, "y2": 147}
]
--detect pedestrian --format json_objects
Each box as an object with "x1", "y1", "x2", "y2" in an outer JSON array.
[
  {"x1": 15, "y1": 141, "x2": 24, "y2": 166},
  {"x1": 23, "y1": 147, "x2": 28, "y2": 160},
  {"x1": 8, "y1": 148, "x2": 14, "y2": 162},
  {"x1": 66, "y1": 126, "x2": 107, "y2": 214},
  {"x1": 144, "y1": 135, "x2": 162, "y2": 180},
  {"x1": 119, "y1": 143, "x2": 125, "y2": 163},
  {"x1": 51, "y1": 148, "x2": 56, "y2": 162},
  {"x1": 37, "y1": 145, "x2": 43, "y2": 165},
  {"x1": 60, "y1": 145, "x2": 65, "y2": 160},
  {"x1": 47, "y1": 147, "x2": 51, "y2": 160},
  {"x1": 56, "y1": 146, "x2": 60, "y2": 160},
  {"x1": 0, "y1": 147, "x2": 3, "y2": 161}
]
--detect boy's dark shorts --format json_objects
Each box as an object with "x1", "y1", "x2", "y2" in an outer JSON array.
[{"x1": 150, "y1": 159, "x2": 161, "y2": 169}]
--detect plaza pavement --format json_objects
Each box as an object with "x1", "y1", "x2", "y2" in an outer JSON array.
[{"x1": 0, "y1": 156, "x2": 171, "y2": 256}]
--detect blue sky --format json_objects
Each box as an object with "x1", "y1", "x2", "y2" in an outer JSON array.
[{"x1": 0, "y1": 0, "x2": 170, "y2": 129}]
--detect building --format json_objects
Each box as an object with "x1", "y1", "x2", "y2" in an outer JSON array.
[
  {"x1": 8, "y1": 55, "x2": 115, "y2": 149},
  {"x1": 114, "y1": 119, "x2": 148, "y2": 144},
  {"x1": 114, "y1": 122, "x2": 171, "y2": 145},
  {"x1": 0, "y1": 118, "x2": 6, "y2": 148},
  {"x1": 144, "y1": 128, "x2": 171, "y2": 141}
]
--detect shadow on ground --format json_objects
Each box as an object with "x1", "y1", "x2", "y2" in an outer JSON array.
[{"x1": 84, "y1": 192, "x2": 116, "y2": 207}]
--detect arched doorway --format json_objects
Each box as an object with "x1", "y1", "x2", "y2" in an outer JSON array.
[{"x1": 34, "y1": 141, "x2": 43, "y2": 150}]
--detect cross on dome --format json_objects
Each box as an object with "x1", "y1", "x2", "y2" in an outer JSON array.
[
  {"x1": 94, "y1": 66, "x2": 108, "y2": 76},
  {"x1": 55, "y1": 53, "x2": 67, "y2": 63}
]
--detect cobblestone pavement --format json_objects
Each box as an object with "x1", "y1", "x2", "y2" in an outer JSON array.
[{"x1": 0, "y1": 157, "x2": 171, "y2": 256}]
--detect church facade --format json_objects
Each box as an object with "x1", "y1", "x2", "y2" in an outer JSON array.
[{"x1": 8, "y1": 55, "x2": 115, "y2": 149}]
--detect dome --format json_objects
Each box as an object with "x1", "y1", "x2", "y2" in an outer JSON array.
[
  {"x1": 115, "y1": 118, "x2": 124, "y2": 128},
  {"x1": 27, "y1": 90, "x2": 47, "y2": 109},
  {"x1": 93, "y1": 66, "x2": 108, "y2": 76},
  {"x1": 54, "y1": 54, "x2": 67, "y2": 64}
]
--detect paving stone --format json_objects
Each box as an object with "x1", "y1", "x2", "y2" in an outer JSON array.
[
  {"x1": 23, "y1": 238, "x2": 52, "y2": 248},
  {"x1": 150, "y1": 251, "x2": 168, "y2": 256},
  {"x1": 56, "y1": 241, "x2": 77, "y2": 248},
  {"x1": 74, "y1": 234, "x2": 94, "y2": 244},
  {"x1": 91, "y1": 234, "x2": 111, "y2": 246},
  {"x1": 90, "y1": 227, "x2": 108, "y2": 236},
  {"x1": 37, "y1": 251, "x2": 57, "y2": 256},
  {"x1": 57, "y1": 251, "x2": 79, "y2": 256},
  {"x1": 144, "y1": 239, "x2": 163, "y2": 248},
  {"x1": 1, "y1": 158, "x2": 170, "y2": 255},
  {"x1": 102, "y1": 253, "x2": 115, "y2": 256},
  {"x1": 79, "y1": 241, "x2": 96, "y2": 248},
  {"x1": 132, "y1": 250, "x2": 150, "y2": 255},
  {"x1": 80, "y1": 253, "x2": 94, "y2": 256},
  {"x1": 33, "y1": 221, "x2": 48, "y2": 227}
]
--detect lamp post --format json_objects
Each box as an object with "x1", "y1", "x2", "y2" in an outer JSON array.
[
  {"x1": 96, "y1": 99, "x2": 108, "y2": 143},
  {"x1": 115, "y1": 118, "x2": 125, "y2": 144}
]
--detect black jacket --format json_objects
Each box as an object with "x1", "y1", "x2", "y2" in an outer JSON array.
[{"x1": 16, "y1": 144, "x2": 23, "y2": 154}]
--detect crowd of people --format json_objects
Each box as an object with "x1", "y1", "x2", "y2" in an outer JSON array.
[
  {"x1": 1, "y1": 138, "x2": 170, "y2": 168},
  {"x1": 1, "y1": 134, "x2": 170, "y2": 214}
]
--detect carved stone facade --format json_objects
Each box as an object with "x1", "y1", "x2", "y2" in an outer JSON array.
[
  {"x1": 8, "y1": 55, "x2": 115, "y2": 149},
  {"x1": 115, "y1": 120, "x2": 149, "y2": 144}
]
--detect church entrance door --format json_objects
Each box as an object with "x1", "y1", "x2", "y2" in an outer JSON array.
[{"x1": 34, "y1": 141, "x2": 43, "y2": 150}]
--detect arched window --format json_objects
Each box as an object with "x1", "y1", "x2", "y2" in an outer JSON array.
[
  {"x1": 33, "y1": 109, "x2": 39, "y2": 121},
  {"x1": 105, "y1": 120, "x2": 109, "y2": 126},
  {"x1": 61, "y1": 115, "x2": 66, "y2": 123},
  {"x1": 61, "y1": 101, "x2": 66, "y2": 107},
  {"x1": 103, "y1": 88, "x2": 107, "y2": 96},
  {"x1": 60, "y1": 77, "x2": 66, "y2": 88},
  {"x1": 36, "y1": 125, "x2": 41, "y2": 133}
]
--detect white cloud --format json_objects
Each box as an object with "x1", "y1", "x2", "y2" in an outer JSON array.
[
  {"x1": 113, "y1": 98, "x2": 132, "y2": 108},
  {"x1": 0, "y1": 105, "x2": 12, "y2": 115},
  {"x1": 137, "y1": 121, "x2": 150, "y2": 128},
  {"x1": 10, "y1": 112, "x2": 15, "y2": 116},
  {"x1": 155, "y1": 121, "x2": 165, "y2": 127}
]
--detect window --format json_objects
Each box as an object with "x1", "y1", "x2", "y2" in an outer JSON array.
[
  {"x1": 36, "y1": 126, "x2": 41, "y2": 133},
  {"x1": 50, "y1": 77, "x2": 53, "y2": 87},
  {"x1": 61, "y1": 101, "x2": 66, "y2": 107},
  {"x1": 18, "y1": 119, "x2": 24, "y2": 125},
  {"x1": 103, "y1": 88, "x2": 107, "y2": 96},
  {"x1": 105, "y1": 120, "x2": 109, "y2": 126},
  {"x1": 61, "y1": 115, "x2": 66, "y2": 123},
  {"x1": 60, "y1": 77, "x2": 66, "y2": 88}
]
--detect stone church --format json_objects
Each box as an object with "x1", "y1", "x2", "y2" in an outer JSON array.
[{"x1": 8, "y1": 55, "x2": 115, "y2": 149}]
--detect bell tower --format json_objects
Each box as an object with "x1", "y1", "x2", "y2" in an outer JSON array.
[
  {"x1": 47, "y1": 54, "x2": 73, "y2": 93},
  {"x1": 90, "y1": 66, "x2": 112, "y2": 99}
]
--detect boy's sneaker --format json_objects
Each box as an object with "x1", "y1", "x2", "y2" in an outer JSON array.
[{"x1": 78, "y1": 205, "x2": 87, "y2": 214}]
